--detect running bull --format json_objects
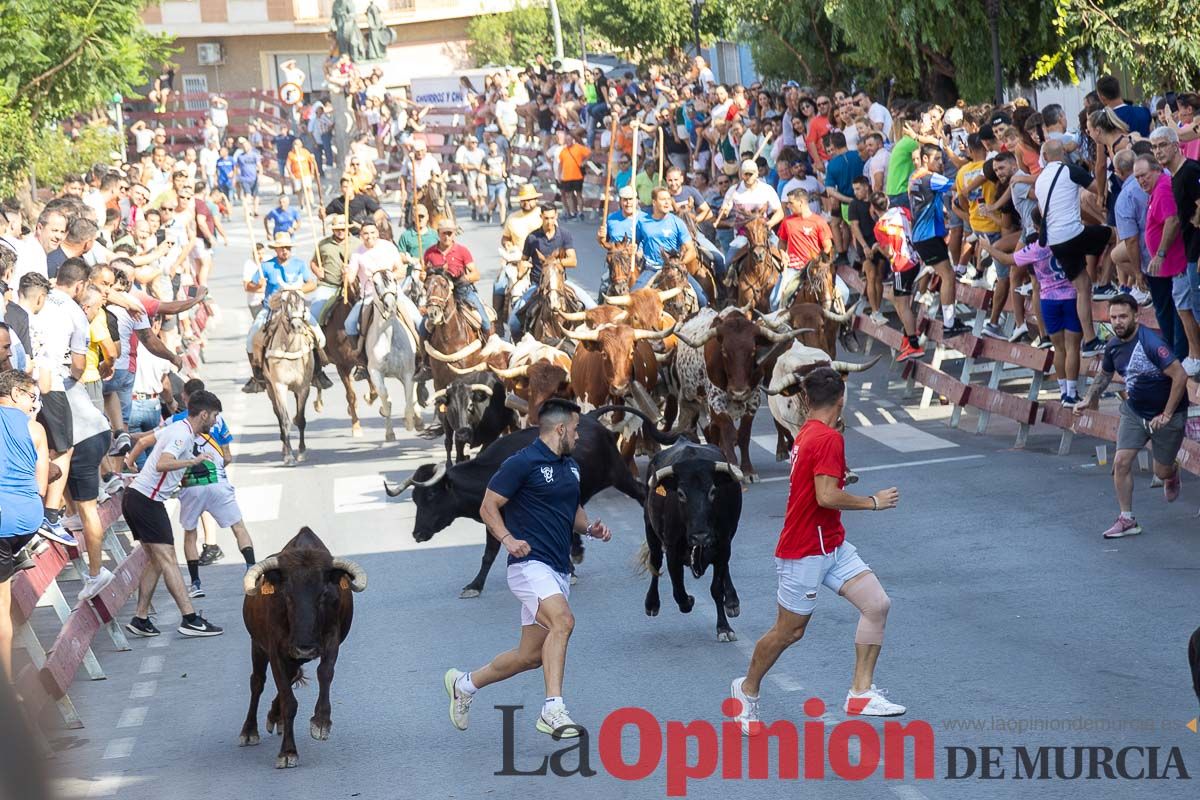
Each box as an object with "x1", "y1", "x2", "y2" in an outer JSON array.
[
  {"x1": 239, "y1": 527, "x2": 367, "y2": 769},
  {"x1": 431, "y1": 374, "x2": 518, "y2": 463},
  {"x1": 639, "y1": 441, "x2": 744, "y2": 641},
  {"x1": 384, "y1": 406, "x2": 678, "y2": 598}
]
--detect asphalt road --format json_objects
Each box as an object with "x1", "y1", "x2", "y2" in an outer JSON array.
[{"x1": 46, "y1": 190, "x2": 1200, "y2": 800}]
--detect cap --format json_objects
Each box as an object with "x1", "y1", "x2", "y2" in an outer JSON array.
[
  {"x1": 617, "y1": 186, "x2": 637, "y2": 200},
  {"x1": 413, "y1": 139, "x2": 428, "y2": 150},
  {"x1": 435, "y1": 216, "x2": 456, "y2": 231},
  {"x1": 740, "y1": 159, "x2": 758, "y2": 174}
]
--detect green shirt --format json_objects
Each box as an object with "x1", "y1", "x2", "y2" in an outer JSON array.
[
  {"x1": 314, "y1": 235, "x2": 350, "y2": 288},
  {"x1": 635, "y1": 172, "x2": 663, "y2": 207},
  {"x1": 397, "y1": 228, "x2": 439, "y2": 269},
  {"x1": 885, "y1": 136, "x2": 919, "y2": 197}
]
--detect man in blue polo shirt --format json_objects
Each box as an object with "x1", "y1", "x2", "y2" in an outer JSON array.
[
  {"x1": 264, "y1": 194, "x2": 301, "y2": 240},
  {"x1": 634, "y1": 186, "x2": 708, "y2": 305},
  {"x1": 597, "y1": 186, "x2": 643, "y2": 298},
  {"x1": 443, "y1": 398, "x2": 611, "y2": 739},
  {"x1": 509, "y1": 205, "x2": 595, "y2": 339}
]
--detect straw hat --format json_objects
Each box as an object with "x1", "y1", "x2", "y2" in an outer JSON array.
[
  {"x1": 515, "y1": 184, "x2": 541, "y2": 202},
  {"x1": 328, "y1": 214, "x2": 350, "y2": 231},
  {"x1": 268, "y1": 232, "x2": 294, "y2": 249}
]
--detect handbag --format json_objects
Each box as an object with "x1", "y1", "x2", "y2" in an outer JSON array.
[{"x1": 1037, "y1": 163, "x2": 1065, "y2": 247}]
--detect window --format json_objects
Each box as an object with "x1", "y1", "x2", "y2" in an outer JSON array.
[
  {"x1": 182, "y1": 75, "x2": 209, "y2": 111},
  {"x1": 270, "y1": 53, "x2": 328, "y2": 93}
]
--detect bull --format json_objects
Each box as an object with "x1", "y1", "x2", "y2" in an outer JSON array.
[
  {"x1": 639, "y1": 442, "x2": 744, "y2": 641},
  {"x1": 383, "y1": 406, "x2": 679, "y2": 598},
  {"x1": 454, "y1": 335, "x2": 574, "y2": 425},
  {"x1": 239, "y1": 527, "x2": 367, "y2": 769},
  {"x1": 430, "y1": 375, "x2": 517, "y2": 463}
]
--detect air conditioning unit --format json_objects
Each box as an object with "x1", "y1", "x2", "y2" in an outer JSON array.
[{"x1": 197, "y1": 43, "x2": 225, "y2": 66}]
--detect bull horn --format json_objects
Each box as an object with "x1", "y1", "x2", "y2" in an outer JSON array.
[
  {"x1": 673, "y1": 327, "x2": 717, "y2": 349},
  {"x1": 557, "y1": 309, "x2": 589, "y2": 322},
  {"x1": 753, "y1": 309, "x2": 789, "y2": 332},
  {"x1": 831, "y1": 355, "x2": 882, "y2": 374},
  {"x1": 657, "y1": 286, "x2": 683, "y2": 302},
  {"x1": 821, "y1": 307, "x2": 853, "y2": 324},
  {"x1": 424, "y1": 339, "x2": 483, "y2": 363},
  {"x1": 714, "y1": 462, "x2": 745, "y2": 483},
  {"x1": 759, "y1": 325, "x2": 814, "y2": 343},
  {"x1": 654, "y1": 350, "x2": 673, "y2": 363},
  {"x1": 564, "y1": 326, "x2": 601, "y2": 342},
  {"x1": 648, "y1": 465, "x2": 675, "y2": 490},
  {"x1": 468, "y1": 383, "x2": 494, "y2": 396},
  {"x1": 764, "y1": 374, "x2": 804, "y2": 396},
  {"x1": 490, "y1": 363, "x2": 531, "y2": 380},
  {"x1": 603, "y1": 293, "x2": 631, "y2": 306},
  {"x1": 633, "y1": 324, "x2": 676, "y2": 341},
  {"x1": 447, "y1": 362, "x2": 487, "y2": 376},
  {"x1": 382, "y1": 461, "x2": 449, "y2": 497},
  {"x1": 505, "y1": 394, "x2": 530, "y2": 413},
  {"x1": 331, "y1": 558, "x2": 368, "y2": 592},
  {"x1": 243, "y1": 556, "x2": 280, "y2": 596}
]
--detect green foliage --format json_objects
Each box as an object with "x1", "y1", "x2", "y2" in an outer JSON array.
[
  {"x1": 0, "y1": 105, "x2": 35, "y2": 198},
  {"x1": 31, "y1": 123, "x2": 121, "y2": 192},
  {"x1": 466, "y1": 0, "x2": 587, "y2": 67},
  {"x1": 734, "y1": 0, "x2": 855, "y2": 89},
  {"x1": 580, "y1": 0, "x2": 731, "y2": 61}
]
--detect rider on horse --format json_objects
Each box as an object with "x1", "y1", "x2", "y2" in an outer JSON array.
[
  {"x1": 244, "y1": 232, "x2": 333, "y2": 392},
  {"x1": 507, "y1": 203, "x2": 596, "y2": 339},
  {"x1": 396, "y1": 205, "x2": 438, "y2": 278},
  {"x1": 774, "y1": 187, "x2": 835, "y2": 309},
  {"x1": 492, "y1": 183, "x2": 543, "y2": 319},
  {"x1": 344, "y1": 219, "x2": 409, "y2": 357},
  {"x1": 417, "y1": 217, "x2": 491, "y2": 340},
  {"x1": 719, "y1": 159, "x2": 785, "y2": 275},
  {"x1": 308, "y1": 214, "x2": 351, "y2": 325},
  {"x1": 665, "y1": 166, "x2": 727, "y2": 280},
  {"x1": 635, "y1": 187, "x2": 710, "y2": 306},
  {"x1": 597, "y1": 185, "x2": 641, "y2": 298}
]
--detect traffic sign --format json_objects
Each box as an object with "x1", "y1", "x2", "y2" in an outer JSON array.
[{"x1": 279, "y1": 82, "x2": 303, "y2": 106}]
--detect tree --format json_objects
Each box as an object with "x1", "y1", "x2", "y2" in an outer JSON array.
[
  {"x1": 581, "y1": 0, "x2": 731, "y2": 62},
  {"x1": 734, "y1": 0, "x2": 855, "y2": 89},
  {"x1": 466, "y1": 0, "x2": 588, "y2": 67}
]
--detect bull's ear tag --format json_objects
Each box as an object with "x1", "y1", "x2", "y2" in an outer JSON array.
[
  {"x1": 340, "y1": 576, "x2": 351, "y2": 590},
  {"x1": 655, "y1": 484, "x2": 667, "y2": 496},
  {"x1": 260, "y1": 581, "x2": 275, "y2": 595}
]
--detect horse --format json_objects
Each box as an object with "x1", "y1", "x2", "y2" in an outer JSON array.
[
  {"x1": 518, "y1": 254, "x2": 585, "y2": 344},
  {"x1": 725, "y1": 216, "x2": 785, "y2": 314},
  {"x1": 789, "y1": 252, "x2": 837, "y2": 309},
  {"x1": 365, "y1": 270, "x2": 422, "y2": 441},
  {"x1": 604, "y1": 244, "x2": 639, "y2": 297},
  {"x1": 650, "y1": 258, "x2": 701, "y2": 323},
  {"x1": 676, "y1": 208, "x2": 719, "y2": 304},
  {"x1": 320, "y1": 286, "x2": 375, "y2": 439},
  {"x1": 419, "y1": 178, "x2": 455, "y2": 228},
  {"x1": 262, "y1": 290, "x2": 319, "y2": 465},
  {"x1": 422, "y1": 270, "x2": 488, "y2": 390}
]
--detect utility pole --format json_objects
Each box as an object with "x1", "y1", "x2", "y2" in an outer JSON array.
[{"x1": 549, "y1": 0, "x2": 564, "y2": 60}]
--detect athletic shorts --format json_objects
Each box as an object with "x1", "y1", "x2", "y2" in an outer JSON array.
[
  {"x1": 1172, "y1": 271, "x2": 1194, "y2": 313},
  {"x1": 38, "y1": 391, "x2": 73, "y2": 453},
  {"x1": 1040, "y1": 297, "x2": 1082, "y2": 334},
  {"x1": 775, "y1": 541, "x2": 871, "y2": 616},
  {"x1": 892, "y1": 267, "x2": 918, "y2": 296},
  {"x1": 913, "y1": 237, "x2": 949, "y2": 265},
  {"x1": 1049, "y1": 225, "x2": 1111, "y2": 281},
  {"x1": 507, "y1": 559, "x2": 570, "y2": 628},
  {"x1": 1116, "y1": 402, "x2": 1185, "y2": 465},
  {"x1": 67, "y1": 430, "x2": 111, "y2": 502},
  {"x1": 0, "y1": 533, "x2": 36, "y2": 583},
  {"x1": 559, "y1": 179, "x2": 583, "y2": 193},
  {"x1": 84, "y1": 380, "x2": 105, "y2": 414},
  {"x1": 123, "y1": 488, "x2": 175, "y2": 546},
  {"x1": 238, "y1": 178, "x2": 259, "y2": 197},
  {"x1": 178, "y1": 482, "x2": 243, "y2": 529}
]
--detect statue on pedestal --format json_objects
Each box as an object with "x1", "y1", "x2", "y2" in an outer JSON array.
[
  {"x1": 330, "y1": 0, "x2": 365, "y2": 62},
  {"x1": 363, "y1": 1, "x2": 396, "y2": 62}
]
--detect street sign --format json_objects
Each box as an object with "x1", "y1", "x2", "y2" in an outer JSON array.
[{"x1": 279, "y1": 82, "x2": 303, "y2": 106}]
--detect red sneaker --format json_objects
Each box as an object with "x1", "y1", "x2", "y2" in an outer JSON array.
[
  {"x1": 896, "y1": 340, "x2": 925, "y2": 362},
  {"x1": 1164, "y1": 466, "x2": 1181, "y2": 503}
]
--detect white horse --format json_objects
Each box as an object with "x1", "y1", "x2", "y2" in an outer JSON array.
[{"x1": 365, "y1": 270, "x2": 422, "y2": 440}]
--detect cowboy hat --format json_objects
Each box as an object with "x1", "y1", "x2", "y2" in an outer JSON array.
[
  {"x1": 268, "y1": 232, "x2": 294, "y2": 249},
  {"x1": 328, "y1": 214, "x2": 350, "y2": 230},
  {"x1": 515, "y1": 184, "x2": 541, "y2": 202}
]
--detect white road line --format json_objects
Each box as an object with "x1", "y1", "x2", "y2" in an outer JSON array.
[
  {"x1": 853, "y1": 422, "x2": 957, "y2": 452},
  {"x1": 878, "y1": 408, "x2": 897, "y2": 424},
  {"x1": 129, "y1": 680, "x2": 157, "y2": 699},
  {"x1": 333, "y1": 474, "x2": 391, "y2": 514},
  {"x1": 139, "y1": 655, "x2": 164, "y2": 674},
  {"x1": 102, "y1": 738, "x2": 136, "y2": 760},
  {"x1": 751, "y1": 434, "x2": 781, "y2": 457},
  {"x1": 757, "y1": 454, "x2": 985, "y2": 483},
  {"x1": 890, "y1": 786, "x2": 933, "y2": 800},
  {"x1": 235, "y1": 483, "x2": 283, "y2": 523},
  {"x1": 116, "y1": 707, "x2": 148, "y2": 729},
  {"x1": 147, "y1": 636, "x2": 169, "y2": 648},
  {"x1": 853, "y1": 411, "x2": 873, "y2": 427},
  {"x1": 770, "y1": 673, "x2": 806, "y2": 693},
  {"x1": 85, "y1": 775, "x2": 125, "y2": 798}
]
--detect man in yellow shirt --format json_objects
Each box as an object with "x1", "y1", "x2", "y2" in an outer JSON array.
[
  {"x1": 494, "y1": 184, "x2": 545, "y2": 324},
  {"x1": 952, "y1": 135, "x2": 1000, "y2": 283},
  {"x1": 80, "y1": 285, "x2": 118, "y2": 414}
]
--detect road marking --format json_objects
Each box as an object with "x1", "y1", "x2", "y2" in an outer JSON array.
[
  {"x1": 147, "y1": 636, "x2": 169, "y2": 648},
  {"x1": 757, "y1": 454, "x2": 985, "y2": 483},
  {"x1": 891, "y1": 787, "x2": 933, "y2": 800},
  {"x1": 129, "y1": 681, "x2": 157, "y2": 699},
  {"x1": 853, "y1": 411, "x2": 873, "y2": 427},
  {"x1": 878, "y1": 407, "x2": 897, "y2": 424},
  {"x1": 770, "y1": 673, "x2": 806, "y2": 693},
  {"x1": 116, "y1": 707, "x2": 148, "y2": 729},
  {"x1": 85, "y1": 775, "x2": 125, "y2": 798},
  {"x1": 853, "y1": 422, "x2": 957, "y2": 452},
  {"x1": 102, "y1": 737, "x2": 136, "y2": 760},
  {"x1": 139, "y1": 655, "x2": 164, "y2": 674},
  {"x1": 236, "y1": 483, "x2": 282, "y2": 523},
  {"x1": 752, "y1": 434, "x2": 782, "y2": 457},
  {"x1": 334, "y1": 474, "x2": 391, "y2": 514}
]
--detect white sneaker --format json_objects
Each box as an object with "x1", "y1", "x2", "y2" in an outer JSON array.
[
  {"x1": 77, "y1": 567, "x2": 115, "y2": 602},
  {"x1": 1007, "y1": 323, "x2": 1030, "y2": 343},
  {"x1": 869, "y1": 311, "x2": 888, "y2": 326},
  {"x1": 916, "y1": 264, "x2": 935, "y2": 282},
  {"x1": 1131, "y1": 287, "x2": 1152, "y2": 306},
  {"x1": 730, "y1": 677, "x2": 762, "y2": 736},
  {"x1": 1183, "y1": 357, "x2": 1200, "y2": 378},
  {"x1": 844, "y1": 685, "x2": 906, "y2": 716},
  {"x1": 536, "y1": 703, "x2": 581, "y2": 738},
  {"x1": 443, "y1": 668, "x2": 473, "y2": 731}
]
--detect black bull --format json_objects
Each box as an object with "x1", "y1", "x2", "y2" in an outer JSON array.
[
  {"x1": 384, "y1": 406, "x2": 680, "y2": 598},
  {"x1": 640, "y1": 442, "x2": 744, "y2": 641}
]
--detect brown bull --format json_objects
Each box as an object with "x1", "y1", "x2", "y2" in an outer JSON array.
[
  {"x1": 239, "y1": 527, "x2": 367, "y2": 769},
  {"x1": 453, "y1": 339, "x2": 575, "y2": 424}
]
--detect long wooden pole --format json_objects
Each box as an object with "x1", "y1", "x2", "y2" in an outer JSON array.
[
  {"x1": 312, "y1": 157, "x2": 327, "y2": 237},
  {"x1": 657, "y1": 125, "x2": 665, "y2": 184},
  {"x1": 600, "y1": 113, "x2": 619, "y2": 228},
  {"x1": 629, "y1": 125, "x2": 640, "y2": 254}
]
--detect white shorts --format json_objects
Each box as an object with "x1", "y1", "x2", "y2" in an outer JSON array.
[
  {"x1": 178, "y1": 482, "x2": 243, "y2": 530},
  {"x1": 507, "y1": 560, "x2": 570, "y2": 628},
  {"x1": 775, "y1": 542, "x2": 870, "y2": 616}
]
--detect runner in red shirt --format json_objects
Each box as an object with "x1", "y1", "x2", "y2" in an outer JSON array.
[
  {"x1": 730, "y1": 368, "x2": 905, "y2": 732},
  {"x1": 871, "y1": 194, "x2": 925, "y2": 362}
]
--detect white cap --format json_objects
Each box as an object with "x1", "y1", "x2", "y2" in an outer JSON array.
[{"x1": 740, "y1": 159, "x2": 758, "y2": 174}]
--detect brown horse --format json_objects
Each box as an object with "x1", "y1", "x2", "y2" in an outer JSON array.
[
  {"x1": 676, "y1": 208, "x2": 719, "y2": 304},
  {"x1": 789, "y1": 252, "x2": 837, "y2": 310},
  {"x1": 520, "y1": 255, "x2": 585, "y2": 343},
  {"x1": 419, "y1": 179, "x2": 455, "y2": 228},
  {"x1": 604, "y1": 244, "x2": 639, "y2": 296},
  {"x1": 725, "y1": 216, "x2": 785, "y2": 314},
  {"x1": 652, "y1": 258, "x2": 702, "y2": 323},
  {"x1": 423, "y1": 271, "x2": 487, "y2": 390},
  {"x1": 321, "y1": 288, "x2": 375, "y2": 438}
]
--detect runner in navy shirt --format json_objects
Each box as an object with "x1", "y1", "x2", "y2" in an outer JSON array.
[{"x1": 443, "y1": 399, "x2": 611, "y2": 740}]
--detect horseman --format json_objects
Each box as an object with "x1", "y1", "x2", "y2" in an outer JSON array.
[
  {"x1": 344, "y1": 219, "x2": 414, "y2": 359},
  {"x1": 596, "y1": 185, "x2": 642, "y2": 298},
  {"x1": 243, "y1": 232, "x2": 332, "y2": 392},
  {"x1": 665, "y1": 166, "x2": 726, "y2": 280},
  {"x1": 396, "y1": 205, "x2": 437, "y2": 280},
  {"x1": 635, "y1": 187, "x2": 709, "y2": 306},
  {"x1": 492, "y1": 183, "x2": 543, "y2": 320},
  {"x1": 323, "y1": 174, "x2": 382, "y2": 224},
  {"x1": 404, "y1": 139, "x2": 443, "y2": 219},
  {"x1": 308, "y1": 214, "x2": 351, "y2": 325},
  {"x1": 418, "y1": 217, "x2": 492, "y2": 341},
  {"x1": 719, "y1": 159, "x2": 784, "y2": 273},
  {"x1": 508, "y1": 203, "x2": 596, "y2": 340},
  {"x1": 773, "y1": 187, "x2": 834, "y2": 310}
]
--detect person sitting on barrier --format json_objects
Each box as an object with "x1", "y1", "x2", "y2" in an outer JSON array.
[
  {"x1": 0, "y1": 369, "x2": 52, "y2": 682},
  {"x1": 872, "y1": 193, "x2": 925, "y2": 363},
  {"x1": 1076, "y1": 293, "x2": 1189, "y2": 539},
  {"x1": 243, "y1": 233, "x2": 331, "y2": 392},
  {"x1": 417, "y1": 218, "x2": 491, "y2": 339}
]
